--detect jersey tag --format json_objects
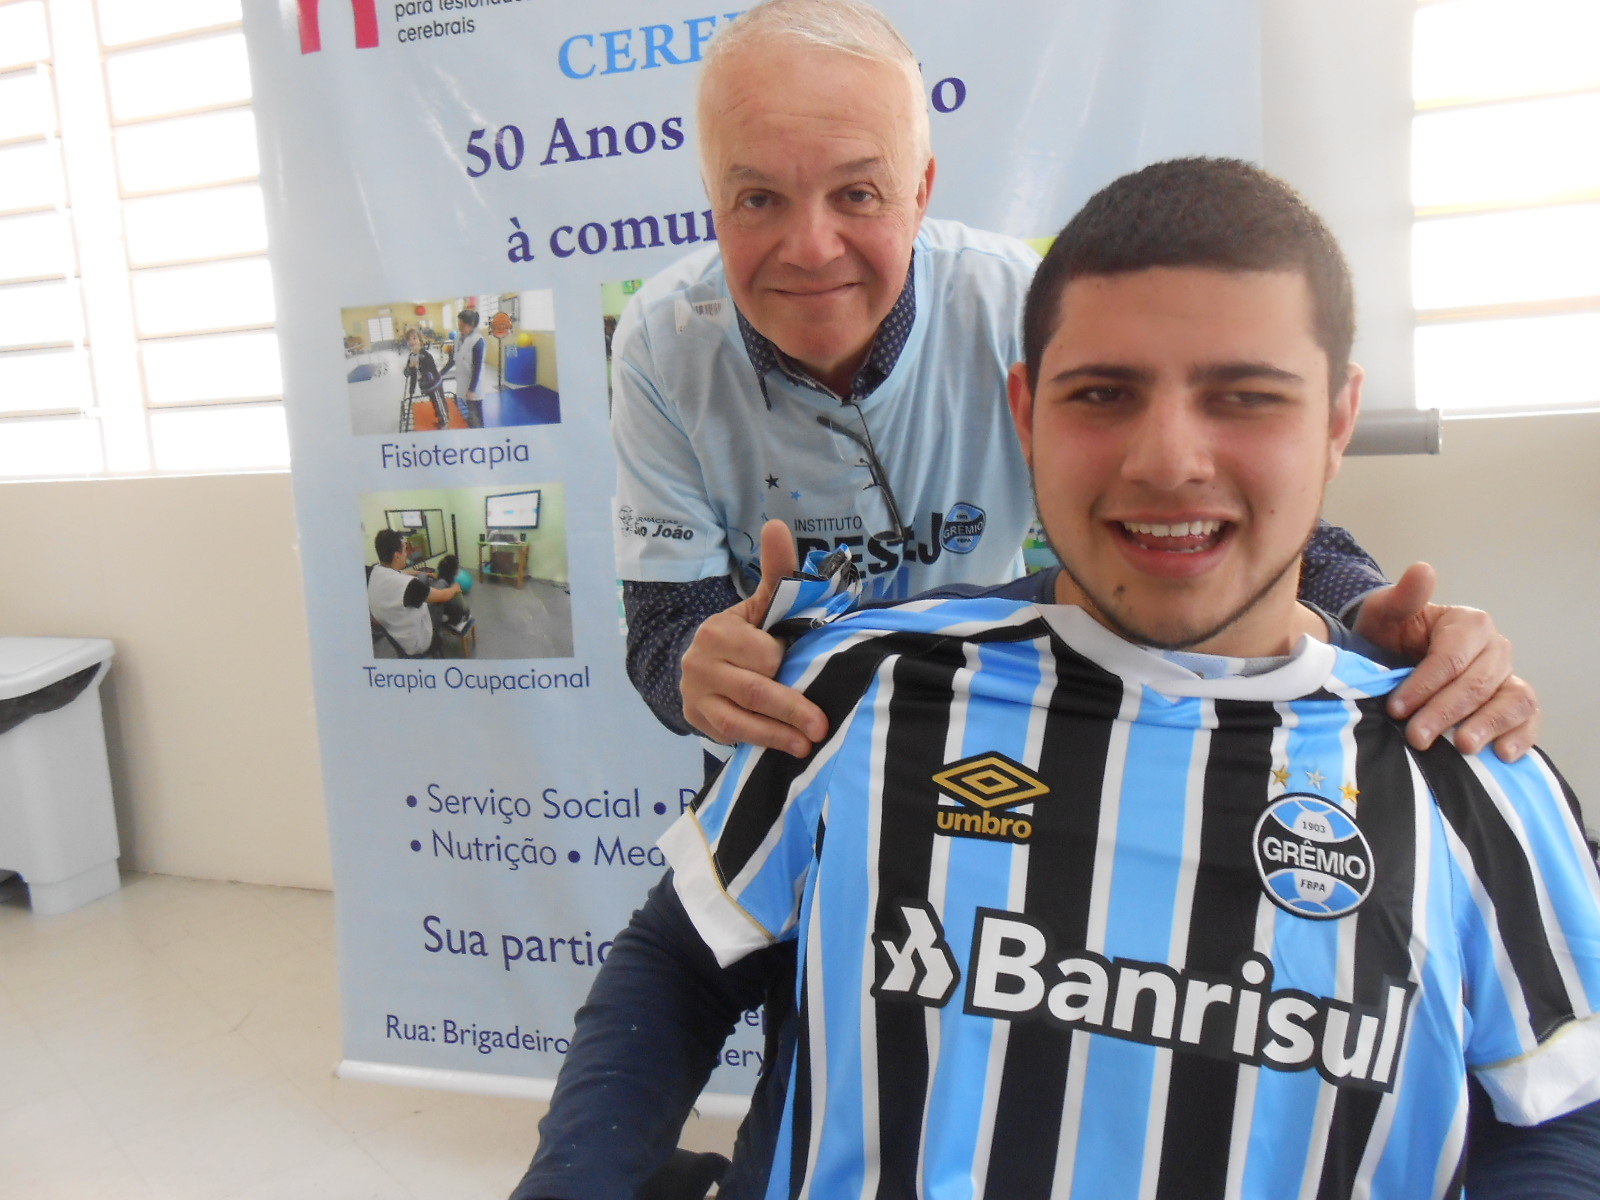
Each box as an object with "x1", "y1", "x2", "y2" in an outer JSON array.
[
  {"x1": 673, "y1": 296, "x2": 730, "y2": 333},
  {"x1": 764, "y1": 546, "x2": 863, "y2": 637}
]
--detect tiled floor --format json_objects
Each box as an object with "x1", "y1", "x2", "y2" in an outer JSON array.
[{"x1": 0, "y1": 872, "x2": 734, "y2": 1199}]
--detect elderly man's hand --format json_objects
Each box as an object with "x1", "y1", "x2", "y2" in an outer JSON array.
[
  {"x1": 1354, "y1": 563, "x2": 1540, "y2": 761},
  {"x1": 680, "y1": 521, "x2": 829, "y2": 758}
]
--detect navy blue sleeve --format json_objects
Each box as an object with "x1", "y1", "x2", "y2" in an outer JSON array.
[
  {"x1": 1322, "y1": 612, "x2": 1411, "y2": 669},
  {"x1": 903, "y1": 567, "x2": 1060, "y2": 605},
  {"x1": 622, "y1": 577, "x2": 742, "y2": 736},
  {"x1": 1466, "y1": 1078, "x2": 1600, "y2": 1199},
  {"x1": 470, "y1": 338, "x2": 486, "y2": 392},
  {"x1": 510, "y1": 872, "x2": 779, "y2": 1200},
  {"x1": 1298, "y1": 520, "x2": 1389, "y2": 622}
]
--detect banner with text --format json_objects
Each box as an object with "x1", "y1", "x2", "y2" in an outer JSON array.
[{"x1": 244, "y1": 0, "x2": 1260, "y2": 1099}]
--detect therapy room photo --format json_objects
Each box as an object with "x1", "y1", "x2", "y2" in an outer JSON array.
[
  {"x1": 361, "y1": 484, "x2": 573, "y2": 660},
  {"x1": 343, "y1": 290, "x2": 561, "y2": 435}
]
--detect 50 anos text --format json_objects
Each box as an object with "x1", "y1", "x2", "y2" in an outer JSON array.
[
  {"x1": 463, "y1": 74, "x2": 965, "y2": 179},
  {"x1": 465, "y1": 114, "x2": 685, "y2": 177}
]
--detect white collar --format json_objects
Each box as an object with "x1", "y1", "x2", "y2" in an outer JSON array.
[{"x1": 1034, "y1": 605, "x2": 1338, "y2": 702}]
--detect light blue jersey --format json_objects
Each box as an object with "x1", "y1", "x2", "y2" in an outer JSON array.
[
  {"x1": 611, "y1": 219, "x2": 1039, "y2": 601},
  {"x1": 662, "y1": 599, "x2": 1600, "y2": 1200}
]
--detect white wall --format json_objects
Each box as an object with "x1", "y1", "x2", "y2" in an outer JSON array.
[
  {"x1": 1261, "y1": 0, "x2": 1415, "y2": 411},
  {"x1": 1326, "y1": 412, "x2": 1600, "y2": 829},
  {"x1": 3, "y1": 470, "x2": 331, "y2": 888}
]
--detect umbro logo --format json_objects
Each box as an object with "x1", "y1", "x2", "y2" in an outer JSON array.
[
  {"x1": 871, "y1": 901, "x2": 959, "y2": 1006},
  {"x1": 932, "y1": 752, "x2": 1049, "y2": 844}
]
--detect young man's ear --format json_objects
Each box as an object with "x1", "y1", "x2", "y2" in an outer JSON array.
[
  {"x1": 1326, "y1": 363, "x2": 1363, "y2": 481},
  {"x1": 1007, "y1": 361, "x2": 1034, "y2": 467}
]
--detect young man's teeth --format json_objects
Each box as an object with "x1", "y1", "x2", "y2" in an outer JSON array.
[{"x1": 1124, "y1": 520, "x2": 1222, "y2": 538}]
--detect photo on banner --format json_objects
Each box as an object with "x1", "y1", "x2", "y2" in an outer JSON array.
[
  {"x1": 343, "y1": 291, "x2": 561, "y2": 435},
  {"x1": 361, "y1": 484, "x2": 573, "y2": 660}
]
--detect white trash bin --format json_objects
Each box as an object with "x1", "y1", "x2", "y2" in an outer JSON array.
[{"x1": 0, "y1": 637, "x2": 119, "y2": 915}]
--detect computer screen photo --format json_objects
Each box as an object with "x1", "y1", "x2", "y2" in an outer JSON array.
[{"x1": 485, "y1": 489, "x2": 540, "y2": 530}]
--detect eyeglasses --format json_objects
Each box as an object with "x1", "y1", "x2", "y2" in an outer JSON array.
[{"x1": 816, "y1": 402, "x2": 912, "y2": 547}]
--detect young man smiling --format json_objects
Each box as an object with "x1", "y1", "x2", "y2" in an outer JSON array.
[
  {"x1": 1009, "y1": 233, "x2": 1362, "y2": 656},
  {"x1": 519, "y1": 159, "x2": 1600, "y2": 1200}
]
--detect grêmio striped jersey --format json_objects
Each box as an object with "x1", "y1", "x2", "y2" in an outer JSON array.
[{"x1": 660, "y1": 597, "x2": 1600, "y2": 1200}]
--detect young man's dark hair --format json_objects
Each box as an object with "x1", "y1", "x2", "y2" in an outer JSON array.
[
  {"x1": 458, "y1": 307, "x2": 480, "y2": 330},
  {"x1": 1023, "y1": 157, "x2": 1355, "y2": 392},
  {"x1": 374, "y1": 528, "x2": 405, "y2": 563}
]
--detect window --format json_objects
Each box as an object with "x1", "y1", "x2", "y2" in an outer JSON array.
[
  {"x1": 1412, "y1": 0, "x2": 1600, "y2": 415},
  {"x1": 0, "y1": 0, "x2": 286, "y2": 480}
]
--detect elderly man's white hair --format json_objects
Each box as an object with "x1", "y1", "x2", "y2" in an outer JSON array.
[{"x1": 697, "y1": 0, "x2": 932, "y2": 166}]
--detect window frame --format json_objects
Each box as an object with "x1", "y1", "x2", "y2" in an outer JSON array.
[
  {"x1": 1412, "y1": 0, "x2": 1600, "y2": 418},
  {"x1": 0, "y1": 0, "x2": 286, "y2": 481}
]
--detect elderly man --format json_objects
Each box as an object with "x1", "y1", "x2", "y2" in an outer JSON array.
[
  {"x1": 519, "y1": 159, "x2": 1600, "y2": 1200},
  {"x1": 611, "y1": 0, "x2": 1535, "y2": 770}
]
